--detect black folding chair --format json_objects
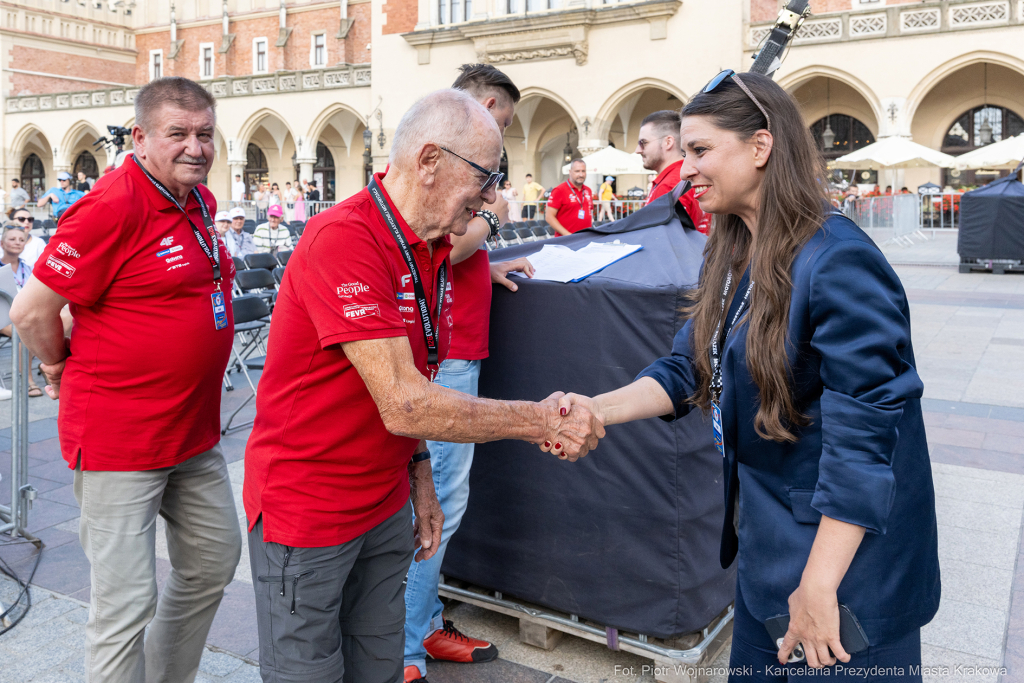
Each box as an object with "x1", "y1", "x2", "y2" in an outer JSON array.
[
  {"x1": 531, "y1": 225, "x2": 548, "y2": 239},
  {"x1": 222, "y1": 294, "x2": 272, "y2": 434},
  {"x1": 243, "y1": 220, "x2": 257, "y2": 234},
  {"x1": 232, "y1": 256, "x2": 247, "y2": 273},
  {"x1": 497, "y1": 227, "x2": 521, "y2": 247},
  {"x1": 244, "y1": 253, "x2": 278, "y2": 271},
  {"x1": 276, "y1": 250, "x2": 292, "y2": 266},
  {"x1": 272, "y1": 267, "x2": 286, "y2": 287},
  {"x1": 235, "y1": 268, "x2": 277, "y2": 304},
  {"x1": 515, "y1": 226, "x2": 534, "y2": 242}
]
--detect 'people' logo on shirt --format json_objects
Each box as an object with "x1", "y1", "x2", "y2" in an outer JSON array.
[
  {"x1": 56, "y1": 242, "x2": 81, "y2": 259},
  {"x1": 343, "y1": 303, "x2": 380, "y2": 319},
  {"x1": 337, "y1": 282, "x2": 370, "y2": 298},
  {"x1": 46, "y1": 255, "x2": 76, "y2": 278}
]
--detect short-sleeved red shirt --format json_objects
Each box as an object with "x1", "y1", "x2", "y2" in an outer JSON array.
[
  {"x1": 647, "y1": 159, "x2": 711, "y2": 234},
  {"x1": 243, "y1": 175, "x2": 453, "y2": 548},
  {"x1": 547, "y1": 182, "x2": 593, "y2": 234},
  {"x1": 34, "y1": 156, "x2": 235, "y2": 472},
  {"x1": 448, "y1": 248, "x2": 490, "y2": 360}
]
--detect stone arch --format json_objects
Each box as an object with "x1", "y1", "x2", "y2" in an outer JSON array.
[
  {"x1": 60, "y1": 120, "x2": 103, "y2": 172},
  {"x1": 506, "y1": 90, "x2": 578, "y2": 188},
  {"x1": 233, "y1": 108, "x2": 300, "y2": 159},
  {"x1": 306, "y1": 103, "x2": 367, "y2": 157},
  {"x1": 905, "y1": 51, "x2": 1024, "y2": 131},
  {"x1": 778, "y1": 66, "x2": 883, "y2": 134},
  {"x1": 593, "y1": 77, "x2": 688, "y2": 144}
]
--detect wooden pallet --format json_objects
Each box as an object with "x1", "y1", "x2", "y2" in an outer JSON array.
[
  {"x1": 438, "y1": 580, "x2": 733, "y2": 683},
  {"x1": 959, "y1": 260, "x2": 1024, "y2": 274}
]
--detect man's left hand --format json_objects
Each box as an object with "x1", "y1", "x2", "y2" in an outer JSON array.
[
  {"x1": 410, "y1": 456, "x2": 444, "y2": 562},
  {"x1": 490, "y1": 258, "x2": 535, "y2": 292}
]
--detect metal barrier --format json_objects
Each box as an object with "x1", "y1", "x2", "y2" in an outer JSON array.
[
  {"x1": 227, "y1": 199, "x2": 335, "y2": 223},
  {"x1": 849, "y1": 194, "x2": 932, "y2": 245},
  {"x1": 0, "y1": 295, "x2": 36, "y2": 540}
]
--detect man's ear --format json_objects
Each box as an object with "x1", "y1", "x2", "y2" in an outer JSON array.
[
  {"x1": 417, "y1": 142, "x2": 443, "y2": 185},
  {"x1": 482, "y1": 96, "x2": 498, "y2": 112},
  {"x1": 131, "y1": 125, "x2": 147, "y2": 160},
  {"x1": 752, "y1": 130, "x2": 773, "y2": 169}
]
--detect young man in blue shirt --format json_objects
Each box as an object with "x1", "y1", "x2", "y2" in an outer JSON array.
[{"x1": 37, "y1": 171, "x2": 85, "y2": 219}]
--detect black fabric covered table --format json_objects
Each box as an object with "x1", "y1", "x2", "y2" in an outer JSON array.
[
  {"x1": 958, "y1": 175, "x2": 1024, "y2": 261},
  {"x1": 441, "y1": 186, "x2": 737, "y2": 639}
]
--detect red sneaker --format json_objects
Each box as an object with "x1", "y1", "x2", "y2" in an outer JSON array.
[
  {"x1": 404, "y1": 664, "x2": 427, "y2": 682},
  {"x1": 423, "y1": 619, "x2": 499, "y2": 663}
]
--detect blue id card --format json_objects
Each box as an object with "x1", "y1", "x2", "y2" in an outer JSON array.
[
  {"x1": 712, "y1": 402, "x2": 724, "y2": 457},
  {"x1": 578, "y1": 208, "x2": 585, "y2": 220},
  {"x1": 212, "y1": 291, "x2": 228, "y2": 330}
]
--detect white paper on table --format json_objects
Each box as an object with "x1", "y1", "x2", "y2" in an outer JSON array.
[{"x1": 510, "y1": 240, "x2": 643, "y2": 283}]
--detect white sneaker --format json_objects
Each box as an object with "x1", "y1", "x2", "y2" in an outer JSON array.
[{"x1": 0, "y1": 388, "x2": 12, "y2": 401}]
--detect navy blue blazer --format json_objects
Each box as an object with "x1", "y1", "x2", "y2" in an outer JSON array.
[{"x1": 637, "y1": 213, "x2": 940, "y2": 646}]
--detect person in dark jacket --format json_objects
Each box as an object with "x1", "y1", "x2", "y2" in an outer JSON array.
[{"x1": 550, "y1": 70, "x2": 939, "y2": 681}]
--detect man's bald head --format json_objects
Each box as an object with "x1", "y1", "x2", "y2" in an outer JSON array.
[{"x1": 389, "y1": 89, "x2": 500, "y2": 168}]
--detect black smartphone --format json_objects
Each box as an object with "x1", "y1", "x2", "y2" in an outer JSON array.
[{"x1": 763, "y1": 604, "x2": 870, "y2": 663}]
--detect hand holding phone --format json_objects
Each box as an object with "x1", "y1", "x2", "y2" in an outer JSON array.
[{"x1": 764, "y1": 604, "x2": 869, "y2": 665}]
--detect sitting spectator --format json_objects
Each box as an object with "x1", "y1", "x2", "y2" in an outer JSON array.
[
  {"x1": 215, "y1": 210, "x2": 231, "y2": 237},
  {"x1": 9, "y1": 179, "x2": 29, "y2": 210},
  {"x1": 37, "y1": 171, "x2": 84, "y2": 220},
  {"x1": 9, "y1": 208, "x2": 45, "y2": 266},
  {"x1": 225, "y1": 206, "x2": 257, "y2": 258},
  {"x1": 252, "y1": 205, "x2": 291, "y2": 254},
  {"x1": 0, "y1": 225, "x2": 44, "y2": 397}
]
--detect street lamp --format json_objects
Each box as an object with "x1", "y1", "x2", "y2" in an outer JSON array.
[
  {"x1": 563, "y1": 134, "x2": 572, "y2": 164},
  {"x1": 363, "y1": 127, "x2": 373, "y2": 187},
  {"x1": 376, "y1": 110, "x2": 386, "y2": 150},
  {"x1": 822, "y1": 78, "x2": 835, "y2": 151}
]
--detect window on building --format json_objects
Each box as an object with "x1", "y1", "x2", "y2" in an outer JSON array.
[
  {"x1": 253, "y1": 38, "x2": 268, "y2": 74},
  {"x1": 506, "y1": 0, "x2": 518, "y2": 12},
  {"x1": 810, "y1": 115, "x2": 877, "y2": 187},
  {"x1": 311, "y1": 33, "x2": 326, "y2": 67},
  {"x1": 526, "y1": 0, "x2": 559, "y2": 11},
  {"x1": 200, "y1": 43, "x2": 214, "y2": 79},
  {"x1": 149, "y1": 49, "x2": 163, "y2": 80},
  {"x1": 21, "y1": 154, "x2": 46, "y2": 202},
  {"x1": 439, "y1": 0, "x2": 474, "y2": 23},
  {"x1": 314, "y1": 142, "x2": 336, "y2": 202},
  {"x1": 73, "y1": 151, "x2": 99, "y2": 182},
  {"x1": 941, "y1": 105, "x2": 1024, "y2": 188},
  {"x1": 245, "y1": 143, "x2": 269, "y2": 197}
]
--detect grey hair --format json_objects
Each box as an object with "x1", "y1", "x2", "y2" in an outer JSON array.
[
  {"x1": 134, "y1": 77, "x2": 216, "y2": 133},
  {"x1": 389, "y1": 89, "x2": 495, "y2": 166}
]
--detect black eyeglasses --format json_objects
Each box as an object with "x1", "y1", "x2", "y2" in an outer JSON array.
[
  {"x1": 637, "y1": 135, "x2": 667, "y2": 151},
  {"x1": 702, "y1": 69, "x2": 772, "y2": 133},
  {"x1": 441, "y1": 147, "x2": 504, "y2": 193},
  {"x1": 14, "y1": 216, "x2": 34, "y2": 224}
]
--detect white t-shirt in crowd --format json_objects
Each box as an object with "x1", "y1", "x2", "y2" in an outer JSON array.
[
  {"x1": 232, "y1": 180, "x2": 246, "y2": 202},
  {"x1": 21, "y1": 234, "x2": 47, "y2": 267}
]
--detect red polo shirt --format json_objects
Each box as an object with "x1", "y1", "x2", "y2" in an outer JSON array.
[
  {"x1": 547, "y1": 181, "x2": 593, "y2": 234},
  {"x1": 647, "y1": 159, "x2": 711, "y2": 234},
  {"x1": 243, "y1": 174, "x2": 453, "y2": 548},
  {"x1": 448, "y1": 248, "x2": 490, "y2": 360},
  {"x1": 34, "y1": 156, "x2": 234, "y2": 471}
]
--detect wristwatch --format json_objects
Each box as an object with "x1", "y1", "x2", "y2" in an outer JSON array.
[
  {"x1": 474, "y1": 209, "x2": 501, "y2": 238},
  {"x1": 411, "y1": 450, "x2": 431, "y2": 463}
]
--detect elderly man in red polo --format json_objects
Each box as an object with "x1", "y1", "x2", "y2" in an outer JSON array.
[{"x1": 244, "y1": 88, "x2": 604, "y2": 683}]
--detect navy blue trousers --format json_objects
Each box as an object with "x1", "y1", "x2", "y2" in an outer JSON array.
[{"x1": 728, "y1": 583, "x2": 922, "y2": 682}]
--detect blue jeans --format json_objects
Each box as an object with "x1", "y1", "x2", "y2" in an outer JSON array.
[{"x1": 403, "y1": 358, "x2": 481, "y2": 676}]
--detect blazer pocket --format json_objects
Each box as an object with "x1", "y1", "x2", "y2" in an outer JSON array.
[{"x1": 788, "y1": 489, "x2": 823, "y2": 525}]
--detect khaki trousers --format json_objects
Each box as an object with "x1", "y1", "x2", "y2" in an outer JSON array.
[{"x1": 74, "y1": 445, "x2": 242, "y2": 683}]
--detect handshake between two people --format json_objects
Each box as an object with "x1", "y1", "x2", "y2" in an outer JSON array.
[{"x1": 536, "y1": 391, "x2": 606, "y2": 462}]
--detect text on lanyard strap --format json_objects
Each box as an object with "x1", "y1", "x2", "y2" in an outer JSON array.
[{"x1": 709, "y1": 269, "x2": 753, "y2": 403}]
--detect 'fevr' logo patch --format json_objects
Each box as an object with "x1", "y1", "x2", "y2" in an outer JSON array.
[
  {"x1": 344, "y1": 303, "x2": 380, "y2": 319},
  {"x1": 46, "y1": 255, "x2": 76, "y2": 278}
]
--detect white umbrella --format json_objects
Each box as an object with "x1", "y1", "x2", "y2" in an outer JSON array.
[
  {"x1": 832, "y1": 136, "x2": 957, "y2": 170},
  {"x1": 562, "y1": 146, "x2": 648, "y2": 176},
  {"x1": 954, "y1": 133, "x2": 1024, "y2": 170}
]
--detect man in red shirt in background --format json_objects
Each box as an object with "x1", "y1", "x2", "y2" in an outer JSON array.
[
  {"x1": 636, "y1": 110, "x2": 711, "y2": 234},
  {"x1": 244, "y1": 89, "x2": 603, "y2": 683},
  {"x1": 11, "y1": 77, "x2": 241, "y2": 681},
  {"x1": 401, "y1": 65, "x2": 535, "y2": 683},
  {"x1": 545, "y1": 158, "x2": 593, "y2": 236}
]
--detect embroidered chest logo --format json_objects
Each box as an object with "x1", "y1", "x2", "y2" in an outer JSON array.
[
  {"x1": 160, "y1": 236, "x2": 174, "y2": 247},
  {"x1": 56, "y1": 242, "x2": 81, "y2": 259}
]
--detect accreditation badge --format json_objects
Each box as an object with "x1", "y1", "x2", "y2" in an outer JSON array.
[
  {"x1": 578, "y1": 208, "x2": 585, "y2": 220},
  {"x1": 712, "y1": 402, "x2": 724, "y2": 457},
  {"x1": 211, "y1": 291, "x2": 229, "y2": 330}
]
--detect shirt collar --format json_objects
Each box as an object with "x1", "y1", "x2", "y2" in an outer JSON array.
[
  {"x1": 651, "y1": 159, "x2": 684, "y2": 190},
  {"x1": 370, "y1": 173, "x2": 453, "y2": 260},
  {"x1": 127, "y1": 154, "x2": 202, "y2": 214}
]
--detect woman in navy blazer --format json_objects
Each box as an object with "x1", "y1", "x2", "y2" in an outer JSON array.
[{"x1": 548, "y1": 72, "x2": 940, "y2": 680}]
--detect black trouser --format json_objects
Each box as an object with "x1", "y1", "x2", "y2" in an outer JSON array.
[
  {"x1": 249, "y1": 500, "x2": 415, "y2": 683},
  {"x1": 523, "y1": 205, "x2": 536, "y2": 219}
]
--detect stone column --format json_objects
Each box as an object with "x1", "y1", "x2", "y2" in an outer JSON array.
[{"x1": 296, "y1": 158, "x2": 315, "y2": 184}]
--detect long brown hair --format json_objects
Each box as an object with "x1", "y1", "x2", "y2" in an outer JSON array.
[{"x1": 683, "y1": 72, "x2": 829, "y2": 443}]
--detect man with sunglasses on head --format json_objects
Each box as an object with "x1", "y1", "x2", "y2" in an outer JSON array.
[
  {"x1": 9, "y1": 208, "x2": 46, "y2": 266},
  {"x1": 398, "y1": 64, "x2": 535, "y2": 683},
  {"x1": 243, "y1": 88, "x2": 603, "y2": 683},
  {"x1": 636, "y1": 110, "x2": 710, "y2": 234}
]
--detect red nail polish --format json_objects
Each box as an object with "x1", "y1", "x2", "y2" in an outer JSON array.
[
  {"x1": 554, "y1": 443, "x2": 562, "y2": 450},
  {"x1": 560, "y1": 407, "x2": 567, "y2": 416},
  {"x1": 543, "y1": 441, "x2": 551, "y2": 448}
]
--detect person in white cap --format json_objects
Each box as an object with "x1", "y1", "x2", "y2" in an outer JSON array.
[
  {"x1": 598, "y1": 175, "x2": 615, "y2": 223},
  {"x1": 252, "y1": 204, "x2": 291, "y2": 254},
  {"x1": 225, "y1": 206, "x2": 256, "y2": 258},
  {"x1": 214, "y1": 210, "x2": 231, "y2": 238},
  {"x1": 36, "y1": 171, "x2": 85, "y2": 220}
]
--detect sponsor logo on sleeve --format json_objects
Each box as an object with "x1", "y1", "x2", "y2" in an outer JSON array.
[
  {"x1": 337, "y1": 282, "x2": 370, "y2": 298},
  {"x1": 159, "y1": 236, "x2": 175, "y2": 247},
  {"x1": 46, "y1": 255, "x2": 76, "y2": 278},
  {"x1": 396, "y1": 292, "x2": 415, "y2": 300},
  {"x1": 398, "y1": 305, "x2": 415, "y2": 313},
  {"x1": 56, "y1": 242, "x2": 81, "y2": 259},
  {"x1": 157, "y1": 244, "x2": 183, "y2": 257},
  {"x1": 401, "y1": 274, "x2": 412, "y2": 287},
  {"x1": 165, "y1": 255, "x2": 183, "y2": 263},
  {"x1": 343, "y1": 303, "x2": 380, "y2": 319}
]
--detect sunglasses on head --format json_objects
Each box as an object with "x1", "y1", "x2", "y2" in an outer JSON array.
[
  {"x1": 702, "y1": 69, "x2": 772, "y2": 133},
  {"x1": 441, "y1": 147, "x2": 504, "y2": 193}
]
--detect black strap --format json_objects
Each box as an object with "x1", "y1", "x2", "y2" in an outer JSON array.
[
  {"x1": 710, "y1": 270, "x2": 753, "y2": 402},
  {"x1": 367, "y1": 178, "x2": 447, "y2": 368},
  {"x1": 133, "y1": 156, "x2": 221, "y2": 283},
  {"x1": 749, "y1": 0, "x2": 810, "y2": 78}
]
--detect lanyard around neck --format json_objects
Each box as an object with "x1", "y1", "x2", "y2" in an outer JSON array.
[
  {"x1": 134, "y1": 157, "x2": 221, "y2": 285},
  {"x1": 709, "y1": 269, "x2": 753, "y2": 403},
  {"x1": 367, "y1": 178, "x2": 447, "y2": 370}
]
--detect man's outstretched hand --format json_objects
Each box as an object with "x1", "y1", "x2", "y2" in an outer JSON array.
[{"x1": 537, "y1": 391, "x2": 605, "y2": 462}]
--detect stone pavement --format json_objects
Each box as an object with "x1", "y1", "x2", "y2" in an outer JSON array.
[{"x1": 5, "y1": 233, "x2": 1024, "y2": 683}]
